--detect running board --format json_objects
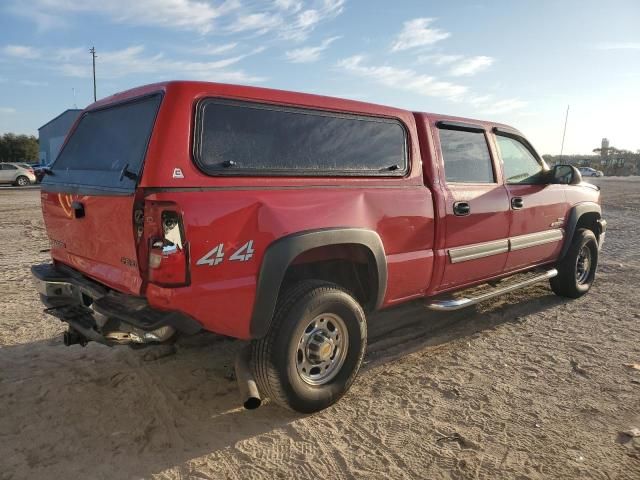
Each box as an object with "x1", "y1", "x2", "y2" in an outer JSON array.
[{"x1": 425, "y1": 268, "x2": 558, "y2": 312}]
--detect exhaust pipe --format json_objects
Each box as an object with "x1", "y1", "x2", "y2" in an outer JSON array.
[{"x1": 235, "y1": 344, "x2": 262, "y2": 410}]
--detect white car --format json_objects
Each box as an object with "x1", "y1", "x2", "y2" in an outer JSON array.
[
  {"x1": 0, "y1": 162, "x2": 37, "y2": 186},
  {"x1": 578, "y1": 167, "x2": 604, "y2": 177}
]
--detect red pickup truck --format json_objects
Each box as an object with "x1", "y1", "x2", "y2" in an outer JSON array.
[{"x1": 32, "y1": 81, "x2": 606, "y2": 413}]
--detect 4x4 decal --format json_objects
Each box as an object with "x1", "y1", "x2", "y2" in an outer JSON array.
[{"x1": 196, "y1": 240, "x2": 254, "y2": 266}]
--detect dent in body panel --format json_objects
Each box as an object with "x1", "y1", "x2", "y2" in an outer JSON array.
[
  {"x1": 144, "y1": 186, "x2": 435, "y2": 338},
  {"x1": 384, "y1": 249, "x2": 434, "y2": 305}
]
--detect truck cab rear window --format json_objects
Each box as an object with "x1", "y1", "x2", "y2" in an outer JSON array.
[
  {"x1": 194, "y1": 99, "x2": 407, "y2": 176},
  {"x1": 438, "y1": 128, "x2": 494, "y2": 183},
  {"x1": 45, "y1": 94, "x2": 162, "y2": 192}
]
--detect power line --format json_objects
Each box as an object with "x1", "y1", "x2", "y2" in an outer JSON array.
[{"x1": 89, "y1": 46, "x2": 97, "y2": 102}]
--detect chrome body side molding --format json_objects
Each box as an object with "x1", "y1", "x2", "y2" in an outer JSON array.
[
  {"x1": 449, "y1": 239, "x2": 509, "y2": 264},
  {"x1": 447, "y1": 229, "x2": 564, "y2": 264},
  {"x1": 509, "y1": 229, "x2": 564, "y2": 251},
  {"x1": 426, "y1": 268, "x2": 558, "y2": 311}
]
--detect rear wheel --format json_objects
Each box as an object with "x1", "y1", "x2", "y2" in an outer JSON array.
[
  {"x1": 252, "y1": 280, "x2": 367, "y2": 413},
  {"x1": 15, "y1": 176, "x2": 30, "y2": 186},
  {"x1": 550, "y1": 228, "x2": 598, "y2": 298}
]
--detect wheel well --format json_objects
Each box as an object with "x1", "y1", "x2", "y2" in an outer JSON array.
[
  {"x1": 281, "y1": 244, "x2": 378, "y2": 311},
  {"x1": 576, "y1": 212, "x2": 601, "y2": 242}
]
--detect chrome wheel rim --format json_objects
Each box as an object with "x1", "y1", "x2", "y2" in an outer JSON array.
[
  {"x1": 18, "y1": 177, "x2": 28, "y2": 186},
  {"x1": 576, "y1": 245, "x2": 592, "y2": 284},
  {"x1": 296, "y1": 313, "x2": 349, "y2": 386}
]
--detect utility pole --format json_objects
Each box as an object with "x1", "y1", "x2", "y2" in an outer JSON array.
[
  {"x1": 89, "y1": 46, "x2": 97, "y2": 102},
  {"x1": 559, "y1": 104, "x2": 569, "y2": 159}
]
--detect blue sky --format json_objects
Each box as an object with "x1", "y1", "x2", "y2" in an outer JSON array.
[{"x1": 0, "y1": 0, "x2": 638, "y2": 154}]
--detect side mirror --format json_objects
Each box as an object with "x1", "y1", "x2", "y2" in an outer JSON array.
[{"x1": 551, "y1": 164, "x2": 582, "y2": 185}]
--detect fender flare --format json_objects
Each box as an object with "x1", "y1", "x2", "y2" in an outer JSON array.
[
  {"x1": 250, "y1": 228, "x2": 387, "y2": 339},
  {"x1": 560, "y1": 202, "x2": 601, "y2": 259}
]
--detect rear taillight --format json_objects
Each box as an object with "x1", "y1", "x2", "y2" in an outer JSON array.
[{"x1": 145, "y1": 205, "x2": 189, "y2": 287}]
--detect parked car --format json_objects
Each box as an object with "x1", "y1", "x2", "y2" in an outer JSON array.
[
  {"x1": 32, "y1": 81, "x2": 606, "y2": 413},
  {"x1": 0, "y1": 162, "x2": 36, "y2": 186},
  {"x1": 579, "y1": 167, "x2": 604, "y2": 177}
]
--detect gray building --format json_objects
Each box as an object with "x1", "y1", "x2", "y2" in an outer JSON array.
[{"x1": 38, "y1": 109, "x2": 82, "y2": 165}]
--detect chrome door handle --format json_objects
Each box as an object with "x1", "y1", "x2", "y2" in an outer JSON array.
[
  {"x1": 511, "y1": 197, "x2": 524, "y2": 210},
  {"x1": 453, "y1": 201, "x2": 471, "y2": 216}
]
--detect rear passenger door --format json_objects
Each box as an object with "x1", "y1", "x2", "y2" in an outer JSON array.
[
  {"x1": 436, "y1": 122, "x2": 511, "y2": 289},
  {"x1": 493, "y1": 130, "x2": 567, "y2": 271},
  {"x1": 0, "y1": 164, "x2": 17, "y2": 183}
]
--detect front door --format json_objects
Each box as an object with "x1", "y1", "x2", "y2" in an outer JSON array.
[
  {"x1": 0, "y1": 164, "x2": 17, "y2": 183},
  {"x1": 436, "y1": 123, "x2": 511, "y2": 290},
  {"x1": 494, "y1": 132, "x2": 568, "y2": 271}
]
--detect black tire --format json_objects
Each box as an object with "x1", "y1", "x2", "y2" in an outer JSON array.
[
  {"x1": 252, "y1": 280, "x2": 367, "y2": 413},
  {"x1": 550, "y1": 228, "x2": 598, "y2": 298},
  {"x1": 15, "y1": 176, "x2": 30, "y2": 187}
]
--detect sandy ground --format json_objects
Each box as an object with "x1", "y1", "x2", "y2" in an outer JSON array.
[{"x1": 0, "y1": 178, "x2": 639, "y2": 479}]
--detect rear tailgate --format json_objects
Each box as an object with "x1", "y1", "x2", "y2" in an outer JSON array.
[
  {"x1": 41, "y1": 192, "x2": 143, "y2": 294},
  {"x1": 41, "y1": 93, "x2": 162, "y2": 295}
]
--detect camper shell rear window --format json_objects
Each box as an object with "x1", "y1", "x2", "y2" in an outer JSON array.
[
  {"x1": 193, "y1": 99, "x2": 408, "y2": 176},
  {"x1": 44, "y1": 93, "x2": 162, "y2": 193}
]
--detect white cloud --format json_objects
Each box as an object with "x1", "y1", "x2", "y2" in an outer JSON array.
[
  {"x1": 8, "y1": 0, "x2": 345, "y2": 41},
  {"x1": 4, "y1": 5, "x2": 66, "y2": 31},
  {"x1": 20, "y1": 80, "x2": 48, "y2": 87},
  {"x1": 286, "y1": 36, "x2": 340, "y2": 63},
  {"x1": 227, "y1": 12, "x2": 283, "y2": 34},
  {"x1": 420, "y1": 54, "x2": 495, "y2": 76},
  {"x1": 203, "y1": 43, "x2": 238, "y2": 55},
  {"x1": 596, "y1": 42, "x2": 640, "y2": 50},
  {"x1": 2, "y1": 45, "x2": 40, "y2": 59},
  {"x1": 479, "y1": 98, "x2": 527, "y2": 115},
  {"x1": 418, "y1": 53, "x2": 463, "y2": 65},
  {"x1": 55, "y1": 45, "x2": 266, "y2": 83},
  {"x1": 337, "y1": 55, "x2": 467, "y2": 100},
  {"x1": 0, "y1": 107, "x2": 16, "y2": 114},
  {"x1": 9, "y1": 0, "x2": 233, "y2": 34},
  {"x1": 449, "y1": 55, "x2": 494, "y2": 76},
  {"x1": 391, "y1": 18, "x2": 450, "y2": 52},
  {"x1": 338, "y1": 56, "x2": 525, "y2": 114},
  {"x1": 468, "y1": 94, "x2": 527, "y2": 114},
  {"x1": 283, "y1": 0, "x2": 345, "y2": 41},
  {"x1": 468, "y1": 94, "x2": 493, "y2": 107},
  {"x1": 275, "y1": 0, "x2": 303, "y2": 11},
  {"x1": 234, "y1": 0, "x2": 345, "y2": 41}
]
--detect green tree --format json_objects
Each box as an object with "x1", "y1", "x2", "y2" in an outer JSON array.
[{"x1": 0, "y1": 133, "x2": 39, "y2": 162}]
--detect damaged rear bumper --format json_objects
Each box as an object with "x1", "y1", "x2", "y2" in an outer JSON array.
[{"x1": 32, "y1": 263, "x2": 201, "y2": 346}]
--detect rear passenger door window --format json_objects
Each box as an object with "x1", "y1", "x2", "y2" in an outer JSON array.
[
  {"x1": 438, "y1": 128, "x2": 494, "y2": 183},
  {"x1": 495, "y1": 135, "x2": 543, "y2": 184}
]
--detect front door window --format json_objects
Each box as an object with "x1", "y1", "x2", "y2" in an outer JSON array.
[{"x1": 496, "y1": 135, "x2": 543, "y2": 184}]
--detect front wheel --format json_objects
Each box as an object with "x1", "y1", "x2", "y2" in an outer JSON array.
[
  {"x1": 252, "y1": 280, "x2": 367, "y2": 413},
  {"x1": 550, "y1": 228, "x2": 598, "y2": 298},
  {"x1": 15, "y1": 176, "x2": 30, "y2": 186}
]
